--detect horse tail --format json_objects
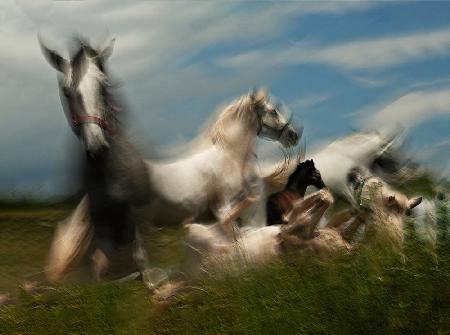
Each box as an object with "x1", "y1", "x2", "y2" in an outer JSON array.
[{"x1": 46, "y1": 196, "x2": 93, "y2": 282}]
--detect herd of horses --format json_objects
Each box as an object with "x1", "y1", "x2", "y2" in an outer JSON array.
[{"x1": 38, "y1": 37, "x2": 430, "y2": 301}]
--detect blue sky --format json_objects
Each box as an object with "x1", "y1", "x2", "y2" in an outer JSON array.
[{"x1": 1, "y1": 1, "x2": 450, "y2": 197}]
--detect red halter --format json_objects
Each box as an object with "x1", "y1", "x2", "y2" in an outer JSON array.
[{"x1": 71, "y1": 114, "x2": 116, "y2": 135}]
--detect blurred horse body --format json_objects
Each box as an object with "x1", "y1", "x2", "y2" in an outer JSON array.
[
  {"x1": 308, "y1": 132, "x2": 397, "y2": 205},
  {"x1": 140, "y1": 90, "x2": 299, "y2": 228},
  {"x1": 180, "y1": 189, "x2": 334, "y2": 277},
  {"x1": 327, "y1": 169, "x2": 423, "y2": 250},
  {"x1": 266, "y1": 159, "x2": 325, "y2": 226},
  {"x1": 40, "y1": 38, "x2": 151, "y2": 280}
]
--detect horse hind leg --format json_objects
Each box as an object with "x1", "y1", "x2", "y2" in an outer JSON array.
[
  {"x1": 341, "y1": 216, "x2": 365, "y2": 243},
  {"x1": 304, "y1": 194, "x2": 334, "y2": 238},
  {"x1": 91, "y1": 247, "x2": 110, "y2": 280}
]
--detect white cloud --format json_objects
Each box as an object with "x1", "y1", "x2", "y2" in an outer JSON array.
[
  {"x1": 351, "y1": 75, "x2": 394, "y2": 88},
  {"x1": 362, "y1": 87, "x2": 450, "y2": 129},
  {"x1": 219, "y1": 28, "x2": 450, "y2": 71},
  {"x1": 0, "y1": 0, "x2": 384, "y2": 195},
  {"x1": 289, "y1": 94, "x2": 331, "y2": 110}
]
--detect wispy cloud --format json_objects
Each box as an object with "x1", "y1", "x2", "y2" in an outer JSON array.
[
  {"x1": 351, "y1": 75, "x2": 394, "y2": 88},
  {"x1": 362, "y1": 87, "x2": 450, "y2": 129},
  {"x1": 219, "y1": 28, "x2": 450, "y2": 71},
  {"x1": 1, "y1": 0, "x2": 380, "y2": 194},
  {"x1": 289, "y1": 94, "x2": 331, "y2": 110}
]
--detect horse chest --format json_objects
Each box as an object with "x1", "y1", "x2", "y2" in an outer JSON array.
[{"x1": 266, "y1": 191, "x2": 301, "y2": 225}]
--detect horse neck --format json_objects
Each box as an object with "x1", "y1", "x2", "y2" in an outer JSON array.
[
  {"x1": 213, "y1": 102, "x2": 259, "y2": 163},
  {"x1": 286, "y1": 176, "x2": 308, "y2": 197},
  {"x1": 228, "y1": 126, "x2": 257, "y2": 163}
]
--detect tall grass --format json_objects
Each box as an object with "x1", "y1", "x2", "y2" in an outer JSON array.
[{"x1": 1, "y1": 202, "x2": 449, "y2": 334}]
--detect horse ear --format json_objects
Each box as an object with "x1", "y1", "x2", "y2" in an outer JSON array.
[
  {"x1": 100, "y1": 38, "x2": 115, "y2": 60},
  {"x1": 38, "y1": 37, "x2": 67, "y2": 72},
  {"x1": 71, "y1": 47, "x2": 88, "y2": 84},
  {"x1": 251, "y1": 88, "x2": 268, "y2": 105},
  {"x1": 408, "y1": 197, "x2": 422, "y2": 209}
]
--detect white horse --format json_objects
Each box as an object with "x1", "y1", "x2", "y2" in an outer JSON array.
[
  {"x1": 40, "y1": 37, "x2": 153, "y2": 280},
  {"x1": 39, "y1": 37, "x2": 300, "y2": 281},
  {"x1": 139, "y1": 89, "x2": 299, "y2": 228},
  {"x1": 308, "y1": 132, "x2": 399, "y2": 205}
]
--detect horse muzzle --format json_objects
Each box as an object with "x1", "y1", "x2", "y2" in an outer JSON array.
[{"x1": 280, "y1": 124, "x2": 301, "y2": 148}]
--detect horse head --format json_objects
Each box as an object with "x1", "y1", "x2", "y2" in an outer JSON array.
[
  {"x1": 39, "y1": 36, "x2": 119, "y2": 159},
  {"x1": 286, "y1": 159, "x2": 326, "y2": 195},
  {"x1": 251, "y1": 89, "x2": 300, "y2": 148}
]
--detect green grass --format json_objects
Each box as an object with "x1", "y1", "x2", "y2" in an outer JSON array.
[
  {"x1": 0, "y1": 201, "x2": 449, "y2": 334},
  {"x1": 0, "y1": 207, "x2": 68, "y2": 291}
]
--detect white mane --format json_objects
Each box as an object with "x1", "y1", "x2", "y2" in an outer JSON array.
[{"x1": 160, "y1": 93, "x2": 260, "y2": 158}]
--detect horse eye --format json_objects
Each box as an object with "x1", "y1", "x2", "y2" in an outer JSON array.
[{"x1": 270, "y1": 109, "x2": 278, "y2": 117}]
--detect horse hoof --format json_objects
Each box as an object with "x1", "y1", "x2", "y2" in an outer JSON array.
[
  {"x1": 142, "y1": 267, "x2": 168, "y2": 291},
  {"x1": 0, "y1": 293, "x2": 13, "y2": 306},
  {"x1": 153, "y1": 281, "x2": 186, "y2": 303}
]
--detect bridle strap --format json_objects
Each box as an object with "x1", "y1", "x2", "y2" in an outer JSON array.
[
  {"x1": 255, "y1": 109, "x2": 263, "y2": 135},
  {"x1": 277, "y1": 114, "x2": 293, "y2": 140},
  {"x1": 257, "y1": 114, "x2": 292, "y2": 138},
  {"x1": 71, "y1": 114, "x2": 115, "y2": 135},
  {"x1": 355, "y1": 176, "x2": 374, "y2": 207}
]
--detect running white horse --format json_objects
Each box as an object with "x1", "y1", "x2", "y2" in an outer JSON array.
[
  {"x1": 139, "y1": 88, "x2": 299, "y2": 229},
  {"x1": 308, "y1": 132, "x2": 397, "y2": 205},
  {"x1": 40, "y1": 37, "x2": 152, "y2": 280},
  {"x1": 39, "y1": 37, "x2": 300, "y2": 281}
]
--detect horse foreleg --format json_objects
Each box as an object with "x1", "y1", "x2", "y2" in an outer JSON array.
[
  {"x1": 341, "y1": 216, "x2": 365, "y2": 242},
  {"x1": 326, "y1": 209, "x2": 355, "y2": 229},
  {"x1": 133, "y1": 228, "x2": 149, "y2": 273},
  {"x1": 218, "y1": 188, "x2": 260, "y2": 240},
  {"x1": 46, "y1": 196, "x2": 92, "y2": 282},
  {"x1": 284, "y1": 190, "x2": 328, "y2": 222},
  {"x1": 284, "y1": 190, "x2": 333, "y2": 238},
  {"x1": 220, "y1": 199, "x2": 252, "y2": 239}
]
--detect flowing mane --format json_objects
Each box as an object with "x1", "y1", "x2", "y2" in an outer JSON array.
[
  {"x1": 209, "y1": 96, "x2": 258, "y2": 145},
  {"x1": 263, "y1": 147, "x2": 305, "y2": 193},
  {"x1": 162, "y1": 92, "x2": 263, "y2": 158}
]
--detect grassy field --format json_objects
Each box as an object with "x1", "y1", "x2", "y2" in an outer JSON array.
[{"x1": 0, "y1": 201, "x2": 449, "y2": 334}]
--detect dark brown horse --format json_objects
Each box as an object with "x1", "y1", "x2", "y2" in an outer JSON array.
[{"x1": 266, "y1": 159, "x2": 325, "y2": 226}]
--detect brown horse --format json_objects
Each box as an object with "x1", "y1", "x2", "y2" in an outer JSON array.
[{"x1": 266, "y1": 159, "x2": 325, "y2": 226}]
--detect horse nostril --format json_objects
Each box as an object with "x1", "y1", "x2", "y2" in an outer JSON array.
[
  {"x1": 97, "y1": 144, "x2": 109, "y2": 158},
  {"x1": 86, "y1": 149, "x2": 96, "y2": 160},
  {"x1": 86, "y1": 143, "x2": 109, "y2": 160}
]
